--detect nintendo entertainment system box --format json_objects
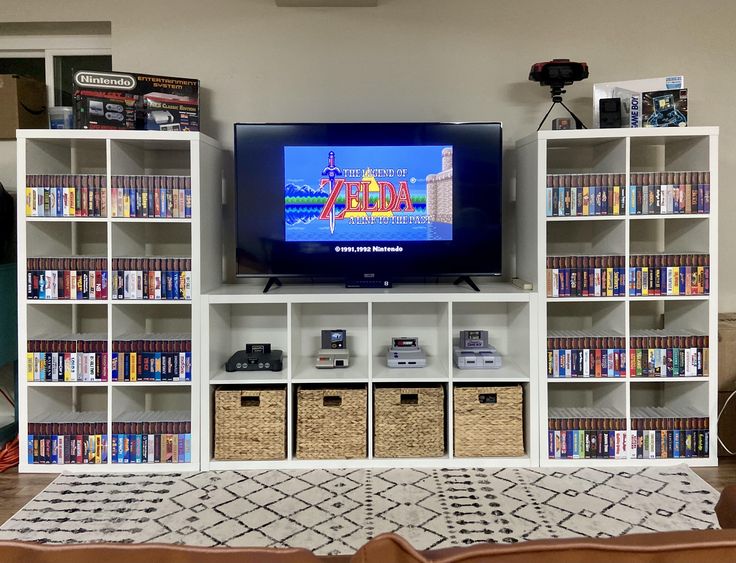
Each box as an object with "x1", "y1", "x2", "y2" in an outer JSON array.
[{"x1": 72, "y1": 70, "x2": 199, "y2": 131}]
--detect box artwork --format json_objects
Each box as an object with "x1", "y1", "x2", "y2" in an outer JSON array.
[
  {"x1": 73, "y1": 70, "x2": 199, "y2": 131},
  {"x1": 642, "y1": 89, "x2": 687, "y2": 128}
]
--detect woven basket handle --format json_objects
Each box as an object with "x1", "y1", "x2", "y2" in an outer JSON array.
[
  {"x1": 478, "y1": 393, "x2": 497, "y2": 404},
  {"x1": 323, "y1": 395, "x2": 342, "y2": 407},
  {"x1": 400, "y1": 390, "x2": 419, "y2": 405},
  {"x1": 240, "y1": 390, "x2": 261, "y2": 407}
]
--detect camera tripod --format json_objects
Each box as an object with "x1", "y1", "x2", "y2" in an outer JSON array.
[{"x1": 537, "y1": 85, "x2": 588, "y2": 131}]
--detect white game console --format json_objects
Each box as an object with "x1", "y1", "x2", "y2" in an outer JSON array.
[{"x1": 386, "y1": 336, "x2": 427, "y2": 368}]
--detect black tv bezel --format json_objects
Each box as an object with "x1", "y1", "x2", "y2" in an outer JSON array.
[{"x1": 234, "y1": 121, "x2": 503, "y2": 281}]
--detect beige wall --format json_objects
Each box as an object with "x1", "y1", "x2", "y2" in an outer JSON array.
[{"x1": 1, "y1": 0, "x2": 734, "y2": 305}]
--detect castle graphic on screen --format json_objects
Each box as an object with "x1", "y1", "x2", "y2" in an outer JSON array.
[{"x1": 284, "y1": 145, "x2": 453, "y2": 242}]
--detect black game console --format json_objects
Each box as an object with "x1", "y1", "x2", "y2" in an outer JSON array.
[{"x1": 226, "y1": 343, "x2": 283, "y2": 372}]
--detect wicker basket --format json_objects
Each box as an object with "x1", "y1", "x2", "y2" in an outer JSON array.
[
  {"x1": 453, "y1": 385, "x2": 524, "y2": 457},
  {"x1": 374, "y1": 385, "x2": 445, "y2": 458},
  {"x1": 296, "y1": 386, "x2": 367, "y2": 459},
  {"x1": 214, "y1": 387, "x2": 286, "y2": 460}
]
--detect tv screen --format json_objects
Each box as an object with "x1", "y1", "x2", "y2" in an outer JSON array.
[{"x1": 235, "y1": 122, "x2": 502, "y2": 281}]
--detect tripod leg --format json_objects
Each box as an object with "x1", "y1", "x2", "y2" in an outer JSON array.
[
  {"x1": 537, "y1": 102, "x2": 559, "y2": 131},
  {"x1": 559, "y1": 101, "x2": 588, "y2": 129}
]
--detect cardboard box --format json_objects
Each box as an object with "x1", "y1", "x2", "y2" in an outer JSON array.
[
  {"x1": 0, "y1": 75, "x2": 48, "y2": 139},
  {"x1": 73, "y1": 87, "x2": 137, "y2": 130},
  {"x1": 720, "y1": 314, "x2": 736, "y2": 392},
  {"x1": 136, "y1": 74, "x2": 199, "y2": 131},
  {"x1": 718, "y1": 391, "x2": 736, "y2": 456},
  {"x1": 592, "y1": 75, "x2": 684, "y2": 128},
  {"x1": 73, "y1": 70, "x2": 199, "y2": 131}
]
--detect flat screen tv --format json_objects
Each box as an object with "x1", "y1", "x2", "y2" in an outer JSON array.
[{"x1": 234, "y1": 122, "x2": 502, "y2": 286}]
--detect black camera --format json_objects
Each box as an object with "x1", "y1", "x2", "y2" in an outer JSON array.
[{"x1": 529, "y1": 59, "x2": 589, "y2": 88}]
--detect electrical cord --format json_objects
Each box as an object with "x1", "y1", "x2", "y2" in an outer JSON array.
[
  {"x1": 718, "y1": 389, "x2": 736, "y2": 455},
  {"x1": 0, "y1": 436, "x2": 18, "y2": 472}
]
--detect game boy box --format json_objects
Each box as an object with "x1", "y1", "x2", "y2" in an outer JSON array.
[{"x1": 73, "y1": 70, "x2": 199, "y2": 131}]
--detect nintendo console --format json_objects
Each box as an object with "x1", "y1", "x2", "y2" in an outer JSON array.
[
  {"x1": 387, "y1": 337, "x2": 427, "y2": 368},
  {"x1": 226, "y1": 343, "x2": 283, "y2": 372},
  {"x1": 315, "y1": 329, "x2": 350, "y2": 369},
  {"x1": 453, "y1": 330, "x2": 502, "y2": 369}
]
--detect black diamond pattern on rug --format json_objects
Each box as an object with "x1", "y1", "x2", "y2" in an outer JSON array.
[{"x1": 0, "y1": 466, "x2": 719, "y2": 556}]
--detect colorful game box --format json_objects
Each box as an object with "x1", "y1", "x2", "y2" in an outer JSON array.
[
  {"x1": 73, "y1": 70, "x2": 199, "y2": 131},
  {"x1": 642, "y1": 89, "x2": 688, "y2": 127}
]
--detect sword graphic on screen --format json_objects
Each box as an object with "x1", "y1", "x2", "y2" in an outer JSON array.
[{"x1": 321, "y1": 150, "x2": 342, "y2": 234}]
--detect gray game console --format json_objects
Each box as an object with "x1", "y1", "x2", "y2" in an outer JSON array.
[
  {"x1": 454, "y1": 330, "x2": 502, "y2": 369},
  {"x1": 315, "y1": 348, "x2": 350, "y2": 368},
  {"x1": 386, "y1": 337, "x2": 427, "y2": 368},
  {"x1": 315, "y1": 329, "x2": 349, "y2": 368},
  {"x1": 453, "y1": 346, "x2": 502, "y2": 369}
]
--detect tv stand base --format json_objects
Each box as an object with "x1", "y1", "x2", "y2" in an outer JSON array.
[
  {"x1": 263, "y1": 277, "x2": 282, "y2": 294},
  {"x1": 454, "y1": 275, "x2": 480, "y2": 292}
]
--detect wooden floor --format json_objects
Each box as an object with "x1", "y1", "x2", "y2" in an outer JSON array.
[
  {"x1": 694, "y1": 457, "x2": 736, "y2": 493},
  {"x1": 0, "y1": 468, "x2": 55, "y2": 525},
  {"x1": 0, "y1": 459, "x2": 735, "y2": 526}
]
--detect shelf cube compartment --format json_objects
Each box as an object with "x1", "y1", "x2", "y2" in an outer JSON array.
[
  {"x1": 27, "y1": 302, "x2": 106, "y2": 338},
  {"x1": 373, "y1": 383, "x2": 446, "y2": 458},
  {"x1": 547, "y1": 380, "x2": 626, "y2": 411},
  {"x1": 546, "y1": 219, "x2": 625, "y2": 257},
  {"x1": 547, "y1": 381, "x2": 626, "y2": 460},
  {"x1": 26, "y1": 386, "x2": 108, "y2": 466},
  {"x1": 25, "y1": 304, "x2": 108, "y2": 383},
  {"x1": 25, "y1": 138, "x2": 106, "y2": 176},
  {"x1": 630, "y1": 217, "x2": 709, "y2": 255},
  {"x1": 111, "y1": 303, "x2": 192, "y2": 383},
  {"x1": 451, "y1": 301, "x2": 530, "y2": 381},
  {"x1": 546, "y1": 137, "x2": 626, "y2": 175},
  {"x1": 28, "y1": 385, "x2": 108, "y2": 418},
  {"x1": 214, "y1": 385, "x2": 286, "y2": 461},
  {"x1": 291, "y1": 302, "x2": 368, "y2": 381},
  {"x1": 629, "y1": 299, "x2": 710, "y2": 378},
  {"x1": 27, "y1": 221, "x2": 107, "y2": 258},
  {"x1": 112, "y1": 222, "x2": 191, "y2": 258},
  {"x1": 547, "y1": 301, "x2": 626, "y2": 379},
  {"x1": 453, "y1": 384, "x2": 524, "y2": 457},
  {"x1": 372, "y1": 301, "x2": 449, "y2": 380},
  {"x1": 629, "y1": 380, "x2": 710, "y2": 459},
  {"x1": 109, "y1": 138, "x2": 191, "y2": 177},
  {"x1": 295, "y1": 384, "x2": 367, "y2": 459},
  {"x1": 630, "y1": 135, "x2": 710, "y2": 174},
  {"x1": 207, "y1": 303, "x2": 287, "y2": 384},
  {"x1": 111, "y1": 386, "x2": 192, "y2": 464}
]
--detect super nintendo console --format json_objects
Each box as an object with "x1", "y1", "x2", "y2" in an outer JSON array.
[
  {"x1": 454, "y1": 330, "x2": 502, "y2": 369},
  {"x1": 387, "y1": 336, "x2": 427, "y2": 368}
]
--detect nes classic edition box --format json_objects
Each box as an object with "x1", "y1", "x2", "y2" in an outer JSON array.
[{"x1": 73, "y1": 70, "x2": 199, "y2": 131}]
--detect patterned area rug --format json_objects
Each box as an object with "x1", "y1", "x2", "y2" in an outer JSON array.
[{"x1": 0, "y1": 466, "x2": 719, "y2": 555}]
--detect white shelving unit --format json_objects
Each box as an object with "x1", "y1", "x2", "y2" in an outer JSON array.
[
  {"x1": 516, "y1": 127, "x2": 718, "y2": 467},
  {"x1": 201, "y1": 283, "x2": 538, "y2": 470},
  {"x1": 16, "y1": 130, "x2": 222, "y2": 473}
]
